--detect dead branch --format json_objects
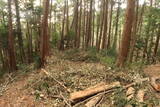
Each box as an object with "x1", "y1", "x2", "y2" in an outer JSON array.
[
  {"x1": 41, "y1": 69, "x2": 71, "y2": 93},
  {"x1": 124, "y1": 78, "x2": 149, "y2": 89},
  {"x1": 95, "y1": 95, "x2": 104, "y2": 107},
  {"x1": 60, "y1": 92, "x2": 72, "y2": 107}
]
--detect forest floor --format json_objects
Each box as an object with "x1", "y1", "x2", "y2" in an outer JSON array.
[{"x1": 0, "y1": 49, "x2": 160, "y2": 107}]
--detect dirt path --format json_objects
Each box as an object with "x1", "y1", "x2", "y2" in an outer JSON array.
[{"x1": 0, "y1": 72, "x2": 46, "y2": 107}]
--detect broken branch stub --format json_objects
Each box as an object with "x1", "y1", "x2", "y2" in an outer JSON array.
[{"x1": 126, "y1": 87, "x2": 135, "y2": 100}]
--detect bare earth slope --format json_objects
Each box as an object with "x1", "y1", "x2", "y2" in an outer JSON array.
[{"x1": 0, "y1": 72, "x2": 46, "y2": 107}]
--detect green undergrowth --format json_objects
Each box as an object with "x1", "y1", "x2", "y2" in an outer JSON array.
[
  {"x1": 63, "y1": 47, "x2": 116, "y2": 67},
  {"x1": 62, "y1": 48, "x2": 149, "y2": 77}
]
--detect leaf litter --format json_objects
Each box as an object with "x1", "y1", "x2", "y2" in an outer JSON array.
[{"x1": 0, "y1": 50, "x2": 160, "y2": 107}]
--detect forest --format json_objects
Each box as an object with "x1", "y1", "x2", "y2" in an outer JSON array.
[{"x1": 0, "y1": 0, "x2": 160, "y2": 106}]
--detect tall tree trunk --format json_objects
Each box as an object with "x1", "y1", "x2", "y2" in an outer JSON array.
[
  {"x1": 96, "y1": 14, "x2": 100, "y2": 48},
  {"x1": 82, "y1": 0, "x2": 86, "y2": 49},
  {"x1": 85, "y1": 4, "x2": 89, "y2": 49},
  {"x1": 14, "y1": 0, "x2": 25, "y2": 63},
  {"x1": 116, "y1": 0, "x2": 135, "y2": 67},
  {"x1": 150, "y1": 0, "x2": 153, "y2": 7},
  {"x1": 97, "y1": 0, "x2": 105, "y2": 50},
  {"x1": 154, "y1": 25, "x2": 160, "y2": 57},
  {"x1": 96, "y1": 0, "x2": 101, "y2": 48},
  {"x1": 49, "y1": 0, "x2": 53, "y2": 41},
  {"x1": 40, "y1": 0, "x2": 50, "y2": 67},
  {"x1": 142, "y1": 0, "x2": 153, "y2": 61},
  {"x1": 107, "y1": 0, "x2": 114, "y2": 49},
  {"x1": 66, "y1": 0, "x2": 69, "y2": 37},
  {"x1": 112, "y1": 1, "x2": 120, "y2": 49},
  {"x1": 0, "y1": 49, "x2": 4, "y2": 69},
  {"x1": 91, "y1": 0, "x2": 95, "y2": 47},
  {"x1": 137, "y1": 3, "x2": 145, "y2": 35},
  {"x1": 26, "y1": 21, "x2": 33, "y2": 63},
  {"x1": 77, "y1": 0, "x2": 82, "y2": 48},
  {"x1": 147, "y1": 25, "x2": 155, "y2": 62},
  {"x1": 71, "y1": 0, "x2": 79, "y2": 48},
  {"x1": 8, "y1": 0, "x2": 17, "y2": 71},
  {"x1": 53, "y1": 10, "x2": 57, "y2": 46},
  {"x1": 102, "y1": 0, "x2": 109, "y2": 49},
  {"x1": 86, "y1": 0, "x2": 93, "y2": 48},
  {"x1": 0, "y1": 36, "x2": 4, "y2": 69},
  {"x1": 135, "y1": 3, "x2": 145, "y2": 61},
  {"x1": 128, "y1": 0, "x2": 139, "y2": 62},
  {"x1": 59, "y1": 0, "x2": 67, "y2": 50}
]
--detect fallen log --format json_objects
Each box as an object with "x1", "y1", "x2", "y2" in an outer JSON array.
[
  {"x1": 72, "y1": 78, "x2": 149, "y2": 106},
  {"x1": 70, "y1": 82, "x2": 121, "y2": 101},
  {"x1": 87, "y1": 82, "x2": 106, "y2": 90},
  {"x1": 73, "y1": 88, "x2": 116, "y2": 107}
]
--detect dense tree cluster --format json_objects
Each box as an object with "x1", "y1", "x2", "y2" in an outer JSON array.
[{"x1": 0, "y1": 0, "x2": 160, "y2": 71}]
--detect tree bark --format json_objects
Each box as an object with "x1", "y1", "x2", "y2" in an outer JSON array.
[
  {"x1": 40, "y1": 0, "x2": 50, "y2": 67},
  {"x1": 71, "y1": 0, "x2": 79, "y2": 48},
  {"x1": 77, "y1": 0, "x2": 82, "y2": 48},
  {"x1": 128, "y1": 0, "x2": 139, "y2": 62},
  {"x1": 59, "y1": 0, "x2": 67, "y2": 50},
  {"x1": 86, "y1": 0, "x2": 93, "y2": 48},
  {"x1": 154, "y1": 25, "x2": 160, "y2": 57},
  {"x1": 116, "y1": 0, "x2": 135, "y2": 67},
  {"x1": 0, "y1": 36, "x2": 4, "y2": 69},
  {"x1": 82, "y1": 0, "x2": 86, "y2": 49},
  {"x1": 26, "y1": 21, "x2": 33, "y2": 63},
  {"x1": 14, "y1": 0, "x2": 25, "y2": 63},
  {"x1": 142, "y1": 1, "x2": 152, "y2": 61},
  {"x1": 91, "y1": 0, "x2": 95, "y2": 47},
  {"x1": 8, "y1": 0, "x2": 17, "y2": 71},
  {"x1": 97, "y1": 0, "x2": 105, "y2": 50},
  {"x1": 112, "y1": 1, "x2": 121, "y2": 49},
  {"x1": 102, "y1": 0, "x2": 109, "y2": 49},
  {"x1": 107, "y1": 0, "x2": 114, "y2": 49}
]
